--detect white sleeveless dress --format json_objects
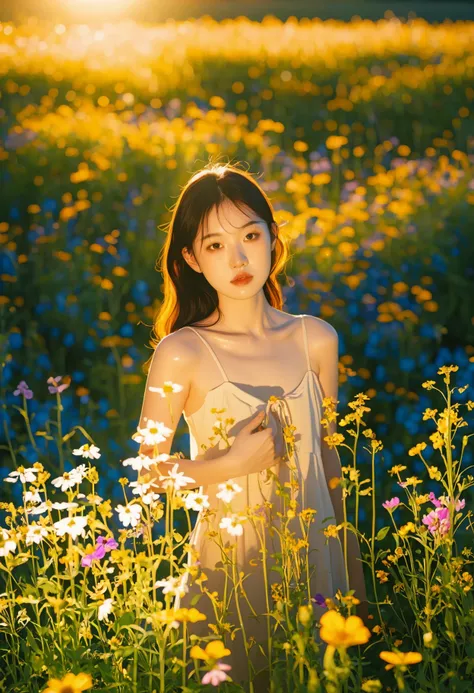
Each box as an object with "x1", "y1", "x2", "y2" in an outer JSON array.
[{"x1": 174, "y1": 315, "x2": 348, "y2": 687}]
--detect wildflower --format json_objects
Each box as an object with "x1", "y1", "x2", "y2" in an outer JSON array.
[
  {"x1": 382, "y1": 497, "x2": 400, "y2": 512},
  {"x1": 47, "y1": 375, "x2": 70, "y2": 394},
  {"x1": 312, "y1": 593, "x2": 327, "y2": 607},
  {"x1": 190, "y1": 640, "x2": 231, "y2": 662},
  {"x1": 116, "y1": 503, "x2": 142, "y2": 528},
  {"x1": 421, "y1": 380, "x2": 436, "y2": 390},
  {"x1": 27, "y1": 502, "x2": 49, "y2": 516},
  {"x1": 455, "y1": 498, "x2": 466, "y2": 512},
  {"x1": 174, "y1": 607, "x2": 207, "y2": 623},
  {"x1": 183, "y1": 491, "x2": 210, "y2": 512},
  {"x1": 72, "y1": 443, "x2": 101, "y2": 460},
  {"x1": 158, "y1": 463, "x2": 196, "y2": 492},
  {"x1": 98, "y1": 598, "x2": 114, "y2": 622},
  {"x1": 4, "y1": 466, "x2": 37, "y2": 484},
  {"x1": 298, "y1": 605, "x2": 313, "y2": 625},
  {"x1": 23, "y1": 490, "x2": 42, "y2": 504},
  {"x1": 26, "y1": 524, "x2": 49, "y2": 545},
  {"x1": 0, "y1": 528, "x2": 17, "y2": 557},
  {"x1": 422, "y1": 507, "x2": 450, "y2": 537},
  {"x1": 428, "y1": 466, "x2": 442, "y2": 480},
  {"x1": 154, "y1": 574, "x2": 189, "y2": 598},
  {"x1": 54, "y1": 516, "x2": 88, "y2": 541},
  {"x1": 379, "y1": 650, "x2": 422, "y2": 670},
  {"x1": 328, "y1": 476, "x2": 341, "y2": 489},
  {"x1": 319, "y1": 610, "x2": 371, "y2": 648},
  {"x1": 323, "y1": 523, "x2": 343, "y2": 538},
  {"x1": 13, "y1": 380, "x2": 34, "y2": 399},
  {"x1": 52, "y1": 502, "x2": 79, "y2": 511},
  {"x1": 376, "y1": 570, "x2": 389, "y2": 583},
  {"x1": 219, "y1": 513, "x2": 247, "y2": 537},
  {"x1": 148, "y1": 380, "x2": 184, "y2": 396},
  {"x1": 132, "y1": 418, "x2": 173, "y2": 446},
  {"x1": 122, "y1": 452, "x2": 164, "y2": 472},
  {"x1": 52, "y1": 469, "x2": 85, "y2": 492},
  {"x1": 216, "y1": 480, "x2": 243, "y2": 503},
  {"x1": 42, "y1": 671, "x2": 92, "y2": 693},
  {"x1": 361, "y1": 680, "x2": 383, "y2": 693},
  {"x1": 202, "y1": 662, "x2": 232, "y2": 685},
  {"x1": 388, "y1": 465, "x2": 406, "y2": 476},
  {"x1": 408, "y1": 442, "x2": 427, "y2": 457},
  {"x1": 81, "y1": 536, "x2": 118, "y2": 567}
]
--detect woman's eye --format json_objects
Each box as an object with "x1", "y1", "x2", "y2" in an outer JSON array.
[{"x1": 207, "y1": 232, "x2": 260, "y2": 251}]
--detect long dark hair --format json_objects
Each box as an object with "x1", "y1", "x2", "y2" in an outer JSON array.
[{"x1": 143, "y1": 162, "x2": 291, "y2": 374}]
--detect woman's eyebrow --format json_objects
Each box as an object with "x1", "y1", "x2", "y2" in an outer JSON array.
[{"x1": 202, "y1": 220, "x2": 265, "y2": 241}]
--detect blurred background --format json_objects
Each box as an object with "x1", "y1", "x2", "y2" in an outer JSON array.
[{"x1": 1, "y1": 1, "x2": 473, "y2": 531}]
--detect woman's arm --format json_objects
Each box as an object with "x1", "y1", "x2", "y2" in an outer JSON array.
[{"x1": 307, "y1": 317, "x2": 369, "y2": 619}]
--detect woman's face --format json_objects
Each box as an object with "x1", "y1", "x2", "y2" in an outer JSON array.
[{"x1": 182, "y1": 200, "x2": 276, "y2": 298}]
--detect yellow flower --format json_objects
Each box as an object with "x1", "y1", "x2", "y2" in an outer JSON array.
[
  {"x1": 174, "y1": 607, "x2": 206, "y2": 623},
  {"x1": 319, "y1": 610, "x2": 371, "y2": 648},
  {"x1": 379, "y1": 650, "x2": 422, "y2": 670},
  {"x1": 398, "y1": 521, "x2": 416, "y2": 537},
  {"x1": 408, "y1": 442, "x2": 426, "y2": 457},
  {"x1": 190, "y1": 640, "x2": 231, "y2": 661},
  {"x1": 328, "y1": 476, "x2": 341, "y2": 490},
  {"x1": 323, "y1": 523, "x2": 343, "y2": 538},
  {"x1": 42, "y1": 672, "x2": 92, "y2": 693},
  {"x1": 376, "y1": 570, "x2": 389, "y2": 584},
  {"x1": 388, "y1": 465, "x2": 407, "y2": 476}
]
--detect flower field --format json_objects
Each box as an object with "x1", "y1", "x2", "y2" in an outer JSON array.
[{"x1": 1, "y1": 14, "x2": 474, "y2": 693}]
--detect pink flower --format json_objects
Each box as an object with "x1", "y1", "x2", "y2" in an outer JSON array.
[
  {"x1": 382, "y1": 497, "x2": 400, "y2": 511},
  {"x1": 81, "y1": 535, "x2": 118, "y2": 567},
  {"x1": 201, "y1": 662, "x2": 232, "y2": 686},
  {"x1": 455, "y1": 498, "x2": 465, "y2": 512},
  {"x1": 422, "y1": 506, "x2": 450, "y2": 537},
  {"x1": 429, "y1": 492, "x2": 442, "y2": 508}
]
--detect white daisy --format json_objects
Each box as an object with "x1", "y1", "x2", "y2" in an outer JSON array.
[
  {"x1": 183, "y1": 491, "x2": 210, "y2": 512},
  {"x1": 51, "y1": 502, "x2": 79, "y2": 511},
  {"x1": 72, "y1": 443, "x2": 101, "y2": 460},
  {"x1": 148, "y1": 380, "x2": 184, "y2": 397},
  {"x1": 122, "y1": 452, "x2": 171, "y2": 472},
  {"x1": 129, "y1": 479, "x2": 154, "y2": 496},
  {"x1": 26, "y1": 524, "x2": 49, "y2": 545},
  {"x1": 27, "y1": 502, "x2": 49, "y2": 516},
  {"x1": 154, "y1": 573, "x2": 189, "y2": 598},
  {"x1": 53, "y1": 515, "x2": 88, "y2": 540},
  {"x1": 98, "y1": 597, "x2": 115, "y2": 621},
  {"x1": 216, "y1": 480, "x2": 243, "y2": 504},
  {"x1": 4, "y1": 467, "x2": 37, "y2": 484},
  {"x1": 51, "y1": 469, "x2": 83, "y2": 492},
  {"x1": 141, "y1": 491, "x2": 161, "y2": 506},
  {"x1": 23, "y1": 490, "x2": 42, "y2": 504},
  {"x1": 0, "y1": 528, "x2": 17, "y2": 557},
  {"x1": 131, "y1": 419, "x2": 173, "y2": 447},
  {"x1": 219, "y1": 513, "x2": 247, "y2": 537},
  {"x1": 115, "y1": 503, "x2": 142, "y2": 528},
  {"x1": 158, "y1": 463, "x2": 196, "y2": 492}
]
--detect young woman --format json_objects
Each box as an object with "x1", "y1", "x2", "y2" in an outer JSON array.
[{"x1": 137, "y1": 163, "x2": 367, "y2": 687}]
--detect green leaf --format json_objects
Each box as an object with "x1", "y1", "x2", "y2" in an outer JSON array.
[{"x1": 376, "y1": 526, "x2": 390, "y2": 541}]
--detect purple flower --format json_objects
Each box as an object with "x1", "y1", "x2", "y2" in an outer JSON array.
[
  {"x1": 422, "y1": 507, "x2": 450, "y2": 537},
  {"x1": 382, "y1": 497, "x2": 400, "y2": 511},
  {"x1": 81, "y1": 535, "x2": 118, "y2": 567},
  {"x1": 201, "y1": 662, "x2": 232, "y2": 686},
  {"x1": 47, "y1": 376, "x2": 70, "y2": 394},
  {"x1": 13, "y1": 380, "x2": 34, "y2": 399},
  {"x1": 311, "y1": 593, "x2": 326, "y2": 607}
]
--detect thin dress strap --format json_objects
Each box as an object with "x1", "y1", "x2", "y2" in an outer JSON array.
[
  {"x1": 300, "y1": 315, "x2": 311, "y2": 371},
  {"x1": 183, "y1": 326, "x2": 229, "y2": 383}
]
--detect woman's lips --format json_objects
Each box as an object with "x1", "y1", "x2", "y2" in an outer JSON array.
[{"x1": 231, "y1": 275, "x2": 253, "y2": 285}]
